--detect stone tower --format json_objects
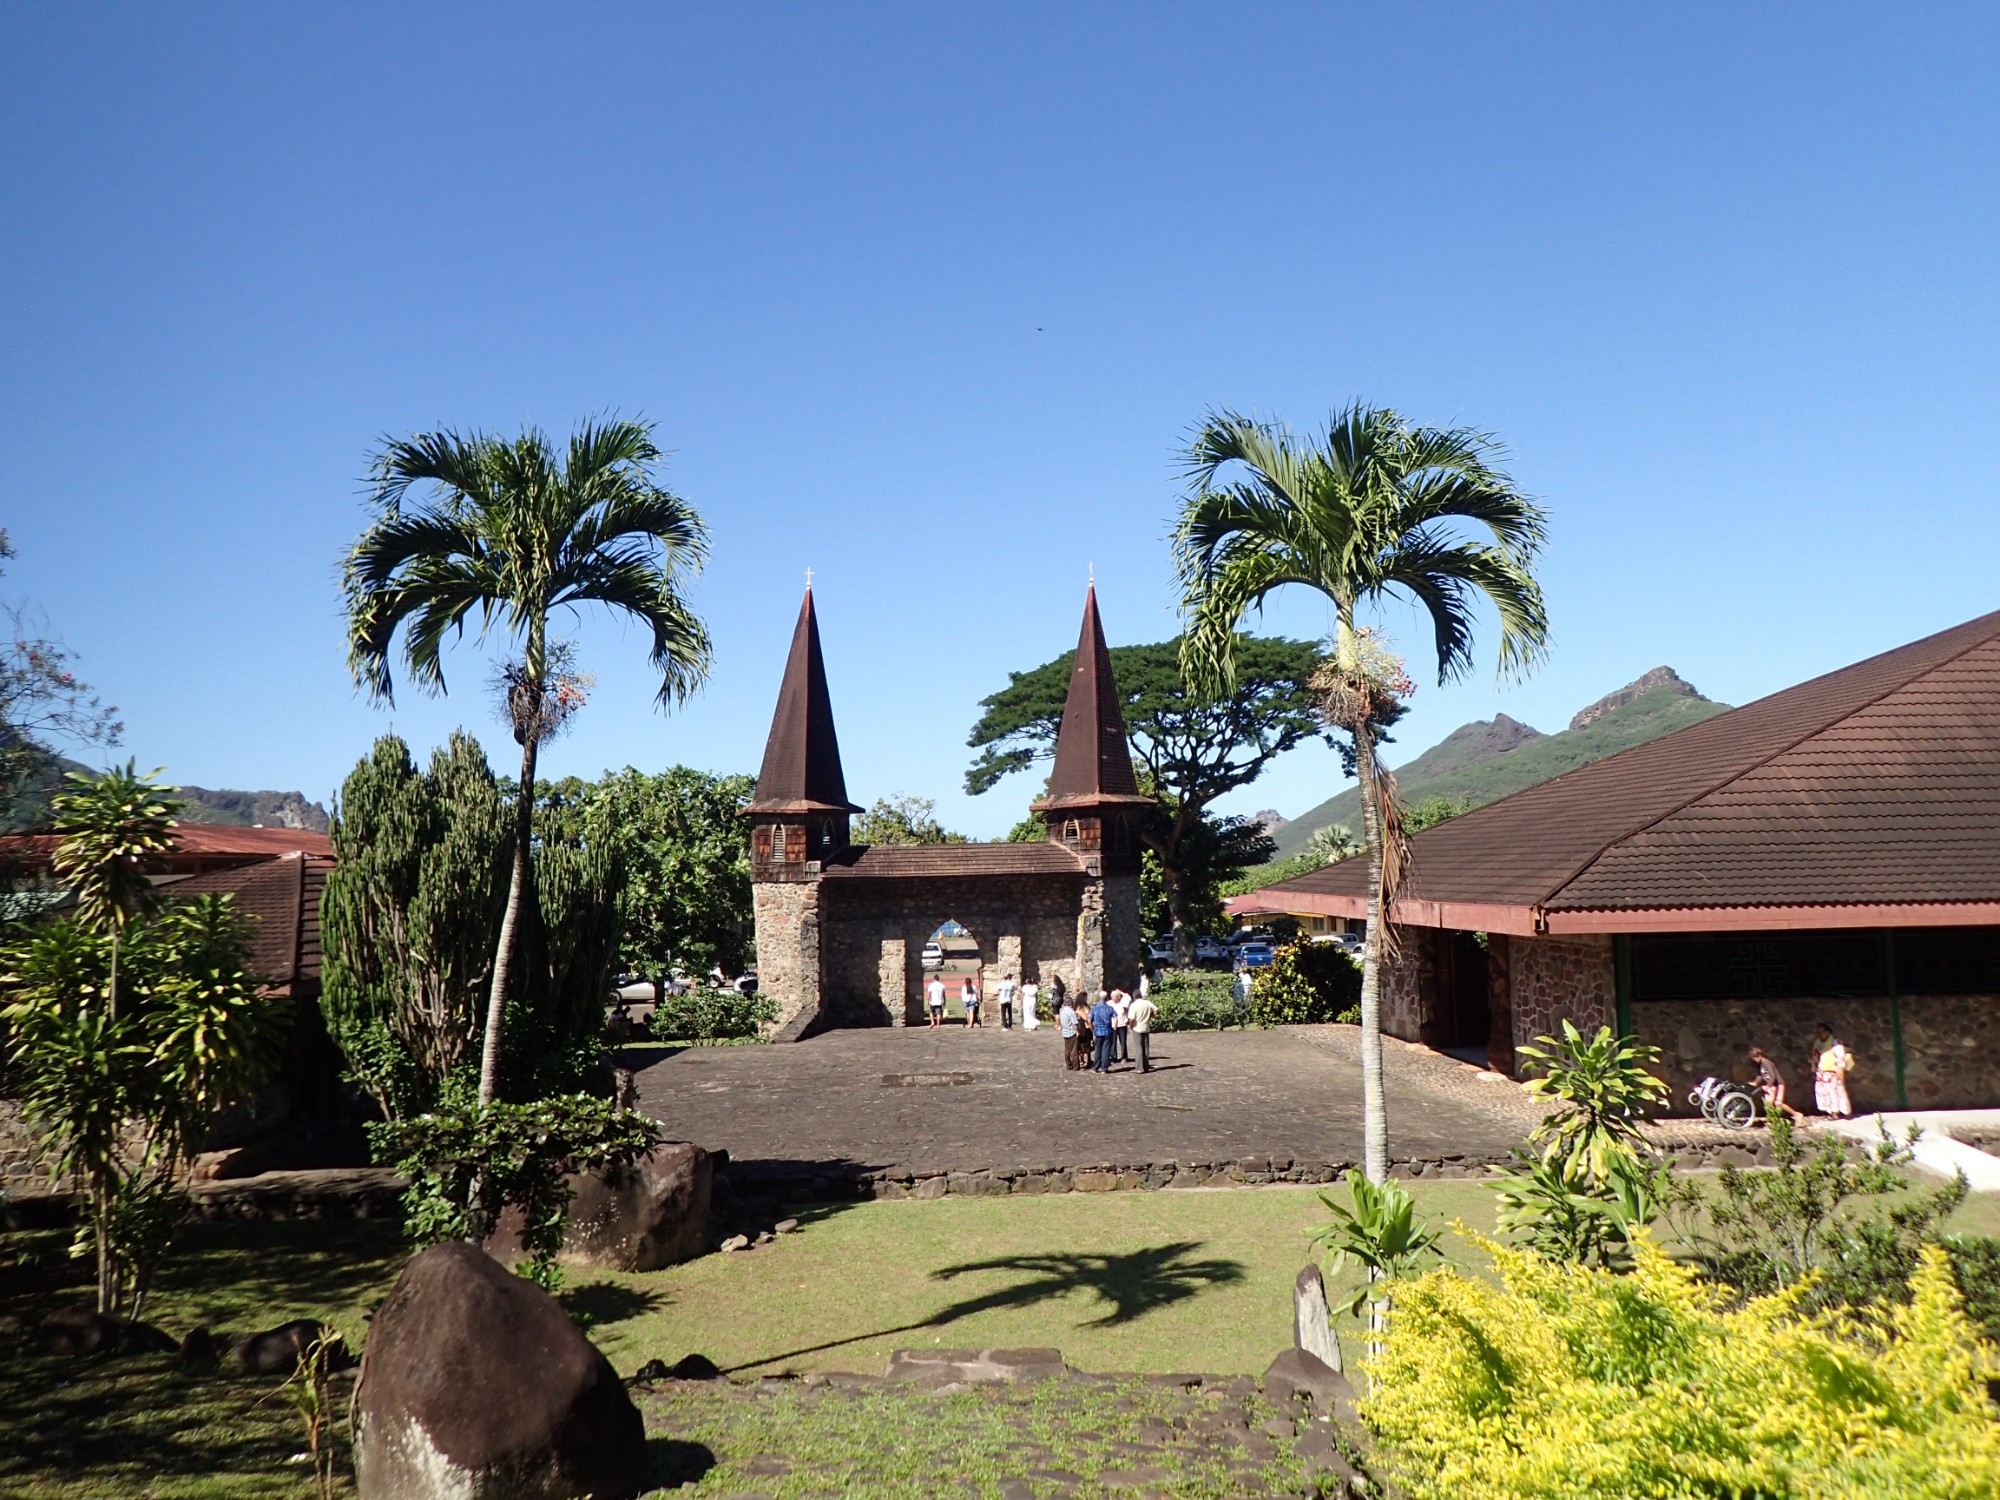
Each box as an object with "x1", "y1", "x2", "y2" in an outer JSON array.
[
  {"x1": 1031, "y1": 584, "x2": 1153, "y2": 994},
  {"x1": 743, "y1": 587, "x2": 859, "y2": 1033}
]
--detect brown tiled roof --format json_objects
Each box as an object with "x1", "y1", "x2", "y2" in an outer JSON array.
[
  {"x1": 746, "y1": 588, "x2": 861, "y2": 815},
  {"x1": 1033, "y1": 585, "x2": 1153, "y2": 813},
  {"x1": 168, "y1": 851, "x2": 335, "y2": 987},
  {"x1": 820, "y1": 842, "x2": 1087, "y2": 879},
  {"x1": 0, "y1": 823, "x2": 330, "y2": 871},
  {"x1": 1245, "y1": 608, "x2": 2000, "y2": 929}
]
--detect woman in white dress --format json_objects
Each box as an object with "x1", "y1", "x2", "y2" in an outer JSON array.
[{"x1": 1021, "y1": 976, "x2": 1040, "y2": 1030}]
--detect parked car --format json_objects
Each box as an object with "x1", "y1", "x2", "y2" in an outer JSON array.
[
  {"x1": 733, "y1": 968, "x2": 759, "y2": 996},
  {"x1": 1145, "y1": 935, "x2": 1177, "y2": 964},
  {"x1": 1193, "y1": 934, "x2": 1231, "y2": 963},
  {"x1": 921, "y1": 941, "x2": 944, "y2": 969},
  {"x1": 1234, "y1": 940, "x2": 1276, "y2": 968}
]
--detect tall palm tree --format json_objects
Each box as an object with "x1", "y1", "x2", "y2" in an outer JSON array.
[
  {"x1": 343, "y1": 417, "x2": 711, "y2": 1108},
  {"x1": 1174, "y1": 405, "x2": 1549, "y2": 1184}
]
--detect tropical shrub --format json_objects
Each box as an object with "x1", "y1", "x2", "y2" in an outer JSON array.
[
  {"x1": 367, "y1": 1095, "x2": 658, "y2": 1289},
  {"x1": 649, "y1": 987, "x2": 774, "y2": 1041},
  {"x1": 1248, "y1": 941, "x2": 1360, "y2": 1027},
  {"x1": 1146, "y1": 969, "x2": 1247, "y2": 1031},
  {"x1": 1493, "y1": 1147, "x2": 1668, "y2": 1269},
  {"x1": 1365, "y1": 1236, "x2": 2000, "y2": 1500},
  {"x1": 1312, "y1": 1171, "x2": 1441, "y2": 1359},
  {"x1": 1517, "y1": 1021, "x2": 1668, "y2": 1180}
]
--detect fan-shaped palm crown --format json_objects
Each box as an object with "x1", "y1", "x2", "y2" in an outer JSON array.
[
  {"x1": 343, "y1": 416, "x2": 711, "y2": 708},
  {"x1": 1174, "y1": 405, "x2": 1550, "y2": 694}
]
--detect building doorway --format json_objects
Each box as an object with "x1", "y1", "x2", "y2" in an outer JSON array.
[
  {"x1": 921, "y1": 920, "x2": 983, "y2": 1021},
  {"x1": 1439, "y1": 931, "x2": 1491, "y2": 1061}
]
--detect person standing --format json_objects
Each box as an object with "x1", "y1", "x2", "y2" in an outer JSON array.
[
  {"x1": 1089, "y1": 992, "x2": 1116, "y2": 1073},
  {"x1": 926, "y1": 974, "x2": 946, "y2": 1030},
  {"x1": 1110, "y1": 988, "x2": 1132, "y2": 1062},
  {"x1": 997, "y1": 972, "x2": 1017, "y2": 1030},
  {"x1": 1058, "y1": 993, "x2": 1081, "y2": 1070},
  {"x1": 962, "y1": 976, "x2": 982, "y2": 1028},
  {"x1": 1138, "y1": 967, "x2": 1152, "y2": 1002},
  {"x1": 1128, "y1": 985, "x2": 1158, "y2": 1072},
  {"x1": 1021, "y1": 976, "x2": 1040, "y2": 1031},
  {"x1": 1812, "y1": 1024, "x2": 1855, "y2": 1117}
]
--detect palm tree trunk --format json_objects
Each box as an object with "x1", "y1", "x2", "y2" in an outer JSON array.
[
  {"x1": 477, "y1": 733, "x2": 538, "y2": 1109},
  {"x1": 1353, "y1": 711, "x2": 1390, "y2": 1185}
]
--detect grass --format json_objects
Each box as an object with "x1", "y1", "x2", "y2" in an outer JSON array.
[{"x1": 6, "y1": 1173, "x2": 1997, "y2": 1497}]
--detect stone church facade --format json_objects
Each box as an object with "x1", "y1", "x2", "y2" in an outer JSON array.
[{"x1": 745, "y1": 585, "x2": 1151, "y2": 1039}]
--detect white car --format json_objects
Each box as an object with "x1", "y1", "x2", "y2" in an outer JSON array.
[
  {"x1": 1193, "y1": 935, "x2": 1231, "y2": 963},
  {"x1": 921, "y1": 941, "x2": 944, "y2": 969},
  {"x1": 1146, "y1": 935, "x2": 1177, "y2": 963}
]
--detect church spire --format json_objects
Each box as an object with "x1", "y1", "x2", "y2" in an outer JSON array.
[
  {"x1": 1034, "y1": 584, "x2": 1152, "y2": 814},
  {"x1": 747, "y1": 586, "x2": 859, "y2": 814}
]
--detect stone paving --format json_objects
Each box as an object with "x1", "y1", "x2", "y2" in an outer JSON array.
[{"x1": 629, "y1": 1023, "x2": 1531, "y2": 1200}]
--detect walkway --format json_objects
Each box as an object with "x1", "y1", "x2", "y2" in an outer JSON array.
[
  {"x1": 1826, "y1": 1110, "x2": 2000, "y2": 1192},
  {"x1": 628, "y1": 1024, "x2": 1530, "y2": 1198}
]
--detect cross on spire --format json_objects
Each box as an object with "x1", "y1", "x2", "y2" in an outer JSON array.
[{"x1": 804, "y1": 566, "x2": 814, "y2": 590}]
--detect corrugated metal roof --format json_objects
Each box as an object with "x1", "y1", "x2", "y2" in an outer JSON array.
[
  {"x1": 1254, "y1": 608, "x2": 2000, "y2": 922},
  {"x1": 821, "y1": 842, "x2": 1088, "y2": 879}
]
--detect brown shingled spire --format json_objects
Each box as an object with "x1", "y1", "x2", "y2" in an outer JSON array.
[
  {"x1": 1033, "y1": 584, "x2": 1153, "y2": 813},
  {"x1": 747, "y1": 588, "x2": 860, "y2": 814}
]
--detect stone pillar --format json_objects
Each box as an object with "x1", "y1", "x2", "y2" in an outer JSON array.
[
  {"x1": 752, "y1": 879, "x2": 821, "y2": 1037},
  {"x1": 878, "y1": 937, "x2": 907, "y2": 1026},
  {"x1": 1486, "y1": 933, "x2": 1516, "y2": 1076},
  {"x1": 995, "y1": 933, "x2": 1023, "y2": 993},
  {"x1": 1076, "y1": 880, "x2": 1107, "y2": 997}
]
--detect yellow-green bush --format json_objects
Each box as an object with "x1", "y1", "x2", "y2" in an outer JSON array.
[{"x1": 1365, "y1": 1236, "x2": 2000, "y2": 1500}]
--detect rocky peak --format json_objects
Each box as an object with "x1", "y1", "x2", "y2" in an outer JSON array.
[{"x1": 1569, "y1": 667, "x2": 1706, "y2": 732}]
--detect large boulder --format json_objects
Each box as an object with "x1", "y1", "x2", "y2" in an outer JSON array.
[
  {"x1": 351, "y1": 1243, "x2": 649, "y2": 1500},
  {"x1": 487, "y1": 1141, "x2": 712, "y2": 1273}
]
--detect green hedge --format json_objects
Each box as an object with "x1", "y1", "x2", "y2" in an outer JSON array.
[
  {"x1": 647, "y1": 989, "x2": 775, "y2": 1041},
  {"x1": 1249, "y1": 941, "x2": 1361, "y2": 1027},
  {"x1": 1147, "y1": 970, "x2": 1250, "y2": 1032}
]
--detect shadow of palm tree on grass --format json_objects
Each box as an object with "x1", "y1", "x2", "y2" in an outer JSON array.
[{"x1": 723, "y1": 1240, "x2": 1244, "y2": 1372}]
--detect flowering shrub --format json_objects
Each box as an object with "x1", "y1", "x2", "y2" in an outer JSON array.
[{"x1": 1365, "y1": 1235, "x2": 2000, "y2": 1500}]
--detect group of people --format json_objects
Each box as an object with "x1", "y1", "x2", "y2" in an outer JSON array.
[
  {"x1": 1747, "y1": 1023, "x2": 1858, "y2": 1119},
  {"x1": 919, "y1": 969, "x2": 1164, "y2": 1074},
  {"x1": 1056, "y1": 983, "x2": 1158, "y2": 1073}
]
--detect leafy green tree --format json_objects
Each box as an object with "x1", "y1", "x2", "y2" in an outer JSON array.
[
  {"x1": 342, "y1": 417, "x2": 712, "y2": 1108},
  {"x1": 321, "y1": 733, "x2": 622, "y2": 1117},
  {"x1": 321, "y1": 734, "x2": 510, "y2": 1118},
  {"x1": 568, "y1": 767, "x2": 755, "y2": 991},
  {"x1": 1311, "y1": 1170, "x2": 1442, "y2": 1366},
  {"x1": 0, "y1": 530, "x2": 121, "y2": 830},
  {"x1": 853, "y1": 793, "x2": 968, "y2": 846},
  {"x1": 2, "y1": 894, "x2": 283, "y2": 1316},
  {"x1": 49, "y1": 762, "x2": 178, "y2": 1018},
  {"x1": 967, "y1": 635, "x2": 1326, "y2": 961},
  {"x1": 1175, "y1": 405, "x2": 1550, "y2": 1184},
  {"x1": 1404, "y1": 794, "x2": 1473, "y2": 834},
  {"x1": 1517, "y1": 1020, "x2": 1669, "y2": 1181}
]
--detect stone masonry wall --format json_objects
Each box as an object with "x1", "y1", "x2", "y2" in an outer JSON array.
[
  {"x1": 752, "y1": 880, "x2": 821, "y2": 1037},
  {"x1": 1632, "y1": 991, "x2": 2000, "y2": 1113},
  {"x1": 1508, "y1": 934, "x2": 1615, "y2": 1068},
  {"x1": 819, "y1": 875, "x2": 1089, "y2": 1026},
  {"x1": 1, "y1": 1099, "x2": 48, "y2": 1192},
  {"x1": 1377, "y1": 925, "x2": 1436, "y2": 1042},
  {"x1": 1101, "y1": 873, "x2": 1142, "y2": 995}
]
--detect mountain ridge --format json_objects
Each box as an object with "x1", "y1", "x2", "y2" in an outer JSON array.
[{"x1": 1266, "y1": 668, "x2": 1724, "y2": 862}]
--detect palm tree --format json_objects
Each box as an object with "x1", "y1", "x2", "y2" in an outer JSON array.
[
  {"x1": 1174, "y1": 405, "x2": 1549, "y2": 1184},
  {"x1": 343, "y1": 417, "x2": 711, "y2": 1107}
]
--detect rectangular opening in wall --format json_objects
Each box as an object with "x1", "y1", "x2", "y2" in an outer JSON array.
[
  {"x1": 1895, "y1": 927, "x2": 2000, "y2": 994},
  {"x1": 1630, "y1": 931, "x2": 1887, "y2": 1001}
]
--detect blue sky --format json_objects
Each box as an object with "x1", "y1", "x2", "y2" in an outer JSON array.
[{"x1": 4, "y1": 5, "x2": 1998, "y2": 838}]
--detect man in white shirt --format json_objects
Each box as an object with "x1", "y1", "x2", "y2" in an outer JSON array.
[
  {"x1": 926, "y1": 975, "x2": 946, "y2": 1029},
  {"x1": 997, "y1": 972, "x2": 1018, "y2": 1029},
  {"x1": 1128, "y1": 987, "x2": 1159, "y2": 1072}
]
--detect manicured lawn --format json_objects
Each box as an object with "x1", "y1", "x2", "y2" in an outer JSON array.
[{"x1": 5, "y1": 1173, "x2": 1996, "y2": 1497}]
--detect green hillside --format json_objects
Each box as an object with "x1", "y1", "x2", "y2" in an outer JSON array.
[{"x1": 1268, "y1": 687, "x2": 1731, "y2": 859}]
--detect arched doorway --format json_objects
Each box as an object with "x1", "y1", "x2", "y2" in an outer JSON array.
[{"x1": 921, "y1": 919, "x2": 983, "y2": 1022}]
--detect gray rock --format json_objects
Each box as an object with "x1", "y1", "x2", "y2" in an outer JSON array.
[
  {"x1": 352, "y1": 1243, "x2": 648, "y2": 1500},
  {"x1": 231, "y1": 1318, "x2": 351, "y2": 1374},
  {"x1": 1263, "y1": 1347, "x2": 1358, "y2": 1422},
  {"x1": 719, "y1": 1234, "x2": 750, "y2": 1253},
  {"x1": 1293, "y1": 1265, "x2": 1343, "y2": 1372},
  {"x1": 488, "y1": 1141, "x2": 713, "y2": 1273},
  {"x1": 885, "y1": 1347, "x2": 1067, "y2": 1385},
  {"x1": 38, "y1": 1307, "x2": 175, "y2": 1357},
  {"x1": 773, "y1": 1218, "x2": 800, "y2": 1234}
]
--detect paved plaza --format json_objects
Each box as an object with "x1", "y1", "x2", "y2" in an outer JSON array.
[{"x1": 629, "y1": 1023, "x2": 1538, "y2": 1196}]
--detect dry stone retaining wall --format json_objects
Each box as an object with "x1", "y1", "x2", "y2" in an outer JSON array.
[{"x1": 1508, "y1": 933, "x2": 1615, "y2": 1062}]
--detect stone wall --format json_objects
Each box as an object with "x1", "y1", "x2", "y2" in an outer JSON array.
[
  {"x1": 1633, "y1": 991, "x2": 2000, "y2": 1113},
  {"x1": 1377, "y1": 926, "x2": 1436, "y2": 1042},
  {"x1": 1101, "y1": 873, "x2": 1142, "y2": 994},
  {"x1": 819, "y1": 875, "x2": 1088, "y2": 1026},
  {"x1": 1508, "y1": 934, "x2": 1615, "y2": 1065},
  {"x1": 752, "y1": 881, "x2": 821, "y2": 1036},
  {"x1": 1, "y1": 1099, "x2": 48, "y2": 1192}
]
